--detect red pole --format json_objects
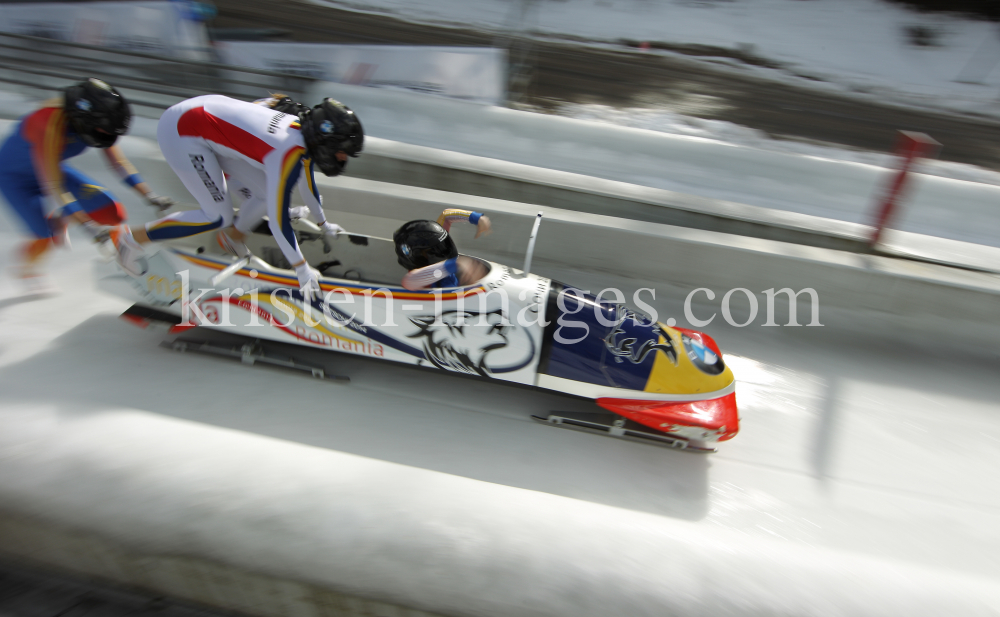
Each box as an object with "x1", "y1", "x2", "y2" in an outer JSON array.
[{"x1": 869, "y1": 131, "x2": 940, "y2": 247}]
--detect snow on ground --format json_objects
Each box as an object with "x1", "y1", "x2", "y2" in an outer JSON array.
[
  {"x1": 557, "y1": 101, "x2": 1000, "y2": 187},
  {"x1": 310, "y1": 0, "x2": 1000, "y2": 119}
]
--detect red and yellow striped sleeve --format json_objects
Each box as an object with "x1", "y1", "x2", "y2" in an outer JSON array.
[
  {"x1": 275, "y1": 145, "x2": 305, "y2": 223},
  {"x1": 267, "y1": 145, "x2": 307, "y2": 265},
  {"x1": 22, "y1": 106, "x2": 73, "y2": 206},
  {"x1": 436, "y1": 208, "x2": 484, "y2": 231},
  {"x1": 302, "y1": 157, "x2": 320, "y2": 201}
]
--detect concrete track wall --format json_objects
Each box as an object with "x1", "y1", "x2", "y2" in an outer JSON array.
[{"x1": 348, "y1": 139, "x2": 871, "y2": 253}]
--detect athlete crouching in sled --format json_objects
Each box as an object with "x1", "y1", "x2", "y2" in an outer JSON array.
[
  {"x1": 115, "y1": 95, "x2": 363, "y2": 299},
  {"x1": 396, "y1": 209, "x2": 492, "y2": 291},
  {"x1": 0, "y1": 78, "x2": 173, "y2": 292}
]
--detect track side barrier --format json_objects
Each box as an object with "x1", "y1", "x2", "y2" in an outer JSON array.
[
  {"x1": 348, "y1": 139, "x2": 872, "y2": 253},
  {"x1": 313, "y1": 175, "x2": 1000, "y2": 346},
  {"x1": 870, "y1": 131, "x2": 941, "y2": 247}
]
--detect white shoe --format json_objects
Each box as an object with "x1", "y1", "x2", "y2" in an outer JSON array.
[
  {"x1": 217, "y1": 229, "x2": 251, "y2": 258},
  {"x1": 114, "y1": 227, "x2": 148, "y2": 277},
  {"x1": 9, "y1": 263, "x2": 58, "y2": 296},
  {"x1": 20, "y1": 273, "x2": 59, "y2": 296},
  {"x1": 94, "y1": 237, "x2": 117, "y2": 261}
]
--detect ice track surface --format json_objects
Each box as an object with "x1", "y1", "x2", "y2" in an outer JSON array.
[{"x1": 1, "y1": 215, "x2": 1000, "y2": 609}]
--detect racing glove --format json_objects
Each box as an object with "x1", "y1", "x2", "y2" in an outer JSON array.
[
  {"x1": 80, "y1": 220, "x2": 111, "y2": 245},
  {"x1": 295, "y1": 262, "x2": 322, "y2": 301},
  {"x1": 146, "y1": 194, "x2": 175, "y2": 212},
  {"x1": 319, "y1": 221, "x2": 344, "y2": 237},
  {"x1": 80, "y1": 220, "x2": 117, "y2": 260},
  {"x1": 319, "y1": 221, "x2": 344, "y2": 253}
]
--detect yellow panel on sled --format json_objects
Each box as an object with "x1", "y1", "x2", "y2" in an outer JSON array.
[{"x1": 644, "y1": 326, "x2": 734, "y2": 395}]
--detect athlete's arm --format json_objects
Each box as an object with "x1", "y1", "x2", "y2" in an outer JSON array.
[
  {"x1": 102, "y1": 146, "x2": 150, "y2": 196},
  {"x1": 264, "y1": 143, "x2": 309, "y2": 268},
  {"x1": 437, "y1": 208, "x2": 492, "y2": 238},
  {"x1": 103, "y1": 146, "x2": 173, "y2": 210},
  {"x1": 403, "y1": 257, "x2": 459, "y2": 291},
  {"x1": 22, "y1": 107, "x2": 78, "y2": 216},
  {"x1": 402, "y1": 256, "x2": 487, "y2": 291},
  {"x1": 297, "y1": 157, "x2": 327, "y2": 223}
]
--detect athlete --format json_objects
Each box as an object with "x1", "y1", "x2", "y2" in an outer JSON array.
[
  {"x1": 395, "y1": 209, "x2": 492, "y2": 291},
  {"x1": 221, "y1": 93, "x2": 345, "y2": 257},
  {"x1": 0, "y1": 78, "x2": 173, "y2": 290},
  {"x1": 115, "y1": 95, "x2": 363, "y2": 299}
]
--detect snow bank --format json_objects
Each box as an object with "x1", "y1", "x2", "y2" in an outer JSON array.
[
  {"x1": 2, "y1": 409, "x2": 999, "y2": 617},
  {"x1": 308, "y1": 0, "x2": 1000, "y2": 117}
]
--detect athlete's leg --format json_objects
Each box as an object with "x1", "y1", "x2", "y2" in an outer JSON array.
[
  {"x1": 212, "y1": 197, "x2": 260, "y2": 257},
  {"x1": 0, "y1": 174, "x2": 53, "y2": 239},
  {"x1": 137, "y1": 106, "x2": 234, "y2": 243},
  {"x1": 139, "y1": 143, "x2": 231, "y2": 242},
  {"x1": 0, "y1": 174, "x2": 57, "y2": 272},
  {"x1": 62, "y1": 167, "x2": 126, "y2": 226},
  {"x1": 232, "y1": 189, "x2": 266, "y2": 237},
  {"x1": 212, "y1": 176, "x2": 265, "y2": 256}
]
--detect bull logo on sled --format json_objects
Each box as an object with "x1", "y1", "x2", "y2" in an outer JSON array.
[{"x1": 408, "y1": 309, "x2": 535, "y2": 377}]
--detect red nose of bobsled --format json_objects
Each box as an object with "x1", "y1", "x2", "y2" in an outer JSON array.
[{"x1": 597, "y1": 393, "x2": 739, "y2": 442}]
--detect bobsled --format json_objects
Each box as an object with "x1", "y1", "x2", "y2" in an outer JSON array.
[{"x1": 97, "y1": 217, "x2": 738, "y2": 452}]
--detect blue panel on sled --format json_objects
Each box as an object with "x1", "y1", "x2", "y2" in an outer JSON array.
[
  {"x1": 539, "y1": 284, "x2": 612, "y2": 386},
  {"x1": 600, "y1": 307, "x2": 668, "y2": 391},
  {"x1": 539, "y1": 284, "x2": 666, "y2": 391}
]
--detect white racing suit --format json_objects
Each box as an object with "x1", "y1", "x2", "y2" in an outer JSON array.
[{"x1": 147, "y1": 94, "x2": 317, "y2": 269}]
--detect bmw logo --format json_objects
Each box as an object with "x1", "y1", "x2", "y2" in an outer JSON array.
[
  {"x1": 401, "y1": 244, "x2": 411, "y2": 256},
  {"x1": 681, "y1": 334, "x2": 724, "y2": 375},
  {"x1": 320, "y1": 120, "x2": 334, "y2": 134},
  {"x1": 76, "y1": 99, "x2": 92, "y2": 111}
]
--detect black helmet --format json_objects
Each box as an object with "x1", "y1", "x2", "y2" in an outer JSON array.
[
  {"x1": 393, "y1": 220, "x2": 458, "y2": 270},
  {"x1": 64, "y1": 78, "x2": 131, "y2": 148},
  {"x1": 299, "y1": 98, "x2": 364, "y2": 176}
]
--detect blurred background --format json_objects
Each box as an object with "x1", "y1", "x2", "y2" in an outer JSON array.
[
  {"x1": 4, "y1": 0, "x2": 1000, "y2": 165},
  {"x1": 2, "y1": 1, "x2": 1000, "y2": 616}
]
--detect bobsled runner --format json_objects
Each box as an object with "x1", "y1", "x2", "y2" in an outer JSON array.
[{"x1": 96, "y1": 217, "x2": 738, "y2": 452}]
